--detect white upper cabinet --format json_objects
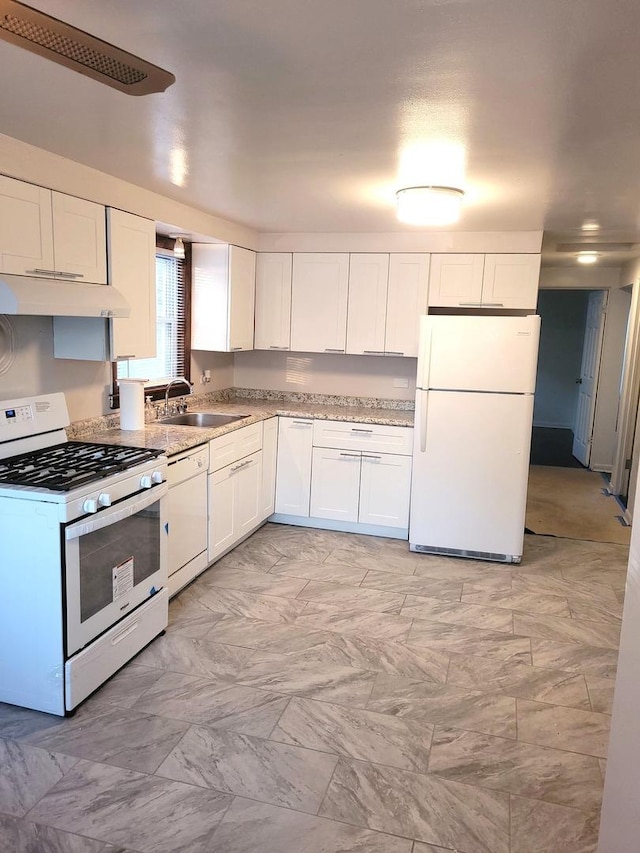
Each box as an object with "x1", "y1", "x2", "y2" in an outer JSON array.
[
  {"x1": 482, "y1": 254, "x2": 541, "y2": 309},
  {"x1": 0, "y1": 176, "x2": 54, "y2": 275},
  {"x1": 429, "y1": 253, "x2": 540, "y2": 309},
  {"x1": 254, "y1": 252, "x2": 292, "y2": 351},
  {"x1": 428, "y1": 254, "x2": 485, "y2": 308},
  {"x1": 191, "y1": 244, "x2": 256, "y2": 352},
  {"x1": 290, "y1": 253, "x2": 349, "y2": 353},
  {"x1": 108, "y1": 209, "x2": 156, "y2": 360},
  {"x1": 0, "y1": 176, "x2": 106, "y2": 283},
  {"x1": 346, "y1": 254, "x2": 389, "y2": 356},
  {"x1": 385, "y1": 253, "x2": 430, "y2": 357},
  {"x1": 51, "y1": 192, "x2": 107, "y2": 284}
]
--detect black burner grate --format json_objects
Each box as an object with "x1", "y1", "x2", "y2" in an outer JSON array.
[{"x1": 0, "y1": 441, "x2": 163, "y2": 492}]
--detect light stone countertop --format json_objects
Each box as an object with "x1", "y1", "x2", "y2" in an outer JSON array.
[{"x1": 75, "y1": 398, "x2": 415, "y2": 457}]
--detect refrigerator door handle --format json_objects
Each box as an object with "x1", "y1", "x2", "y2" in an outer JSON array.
[
  {"x1": 416, "y1": 317, "x2": 432, "y2": 389},
  {"x1": 418, "y1": 389, "x2": 428, "y2": 453}
]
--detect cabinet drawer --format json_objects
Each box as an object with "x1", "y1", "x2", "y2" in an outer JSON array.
[
  {"x1": 209, "y1": 421, "x2": 263, "y2": 472},
  {"x1": 312, "y1": 419, "x2": 413, "y2": 455}
]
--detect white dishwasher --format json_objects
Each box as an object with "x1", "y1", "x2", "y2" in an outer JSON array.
[{"x1": 167, "y1": 443, "x2": 210, "y2": 597}]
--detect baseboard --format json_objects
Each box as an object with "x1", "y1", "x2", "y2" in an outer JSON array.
[{"x1": 268, "y1": 513, "x2": 409, "y2": 540}]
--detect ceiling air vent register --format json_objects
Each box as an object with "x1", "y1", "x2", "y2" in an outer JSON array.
[{"x1": 0, "y1": 0, "x2": 174, "y2": 95}]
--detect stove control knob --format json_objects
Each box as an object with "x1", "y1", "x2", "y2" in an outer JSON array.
[
  {"x1": 98, "y1": 493, "x2": 112, "y2": 507},
  {"x1": 83, "y1": 498, "x2": 98, "y2": 514},
  {"x1": 140, "y1": 475, "x2": 152, "y2": 489},
  {"x1": 151, "y1": 471, "x2": 164, "y2": 484}
]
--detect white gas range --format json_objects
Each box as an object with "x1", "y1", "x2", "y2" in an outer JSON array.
[{"x1": 0, "y1": 392, "x2": 169, "y2": 716}]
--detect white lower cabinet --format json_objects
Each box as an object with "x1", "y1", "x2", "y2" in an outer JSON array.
[
  {"x1": 310, "y1": 448, "x2": 361, "y2": 522},
  {"x1": 359, "y1": 452, "x2": 412, "y2": 528},
  {"x1": 208, "y1": 450, "x2": 262, "y2": 561},
  {"x1": 261, "y1": 417, "x2": 278, "y2": 518},
  {"x1": 274, "y1": 417, "x2": 314, "y2": 516}
]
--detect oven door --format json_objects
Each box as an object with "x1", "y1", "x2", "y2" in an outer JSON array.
[{"x1": 64, "y1": 483, "x2": 168, "y2": 656}]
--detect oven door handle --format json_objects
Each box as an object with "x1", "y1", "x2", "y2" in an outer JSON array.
[{"x1": 65, "y1": 483, "x2": 168, "y2": 541}]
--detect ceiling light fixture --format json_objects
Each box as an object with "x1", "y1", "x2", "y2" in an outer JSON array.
[
  {"x1": 172, "y1": 236, "x2": 186, "y2": 259},
  {"x1": 396, "y1": 186, "x2": 464, "y2": 226},
  {"x1": 581, "y1": 221, "x2": 600, "y2": 232},
  {"x1": 577, "y1": 251, "x2": 599, "y2": 265}
]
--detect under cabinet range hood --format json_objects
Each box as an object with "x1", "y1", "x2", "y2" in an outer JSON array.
[{"x1": 0, "y1": 275, "x2": 130, "y2": 318}]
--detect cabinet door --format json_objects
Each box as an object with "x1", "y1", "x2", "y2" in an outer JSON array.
[
  {"x1": 51, "y1": 192, "x2": 107, "y2": 284},
  {"x1": 236, "y1": 451, "x2": 263, "y2": 538},
  {"x1": 274, "y1": 417, "x2": 313, "y2": 516},
  {"x1": 310, "y1": 447, "x2": 361, "y2": 522},
  {"x1": 260, "y1": 417, "x2": 278, "y2": 519},
  {"x1": 346, "y1": 254, "x2": 389, "y2": 355},
  {"x1": 191, "y1": 244, "x2": 229, "y2": 352},
  {"x1": 290, "y1": 253, "x2": 349, "y2": 353},
  {"x1": 359, "y1": 453, "x2": 411, "y2": 529},
  {"x1": 428, "y1": 254, "x2": 484, "y2": 308},
  {"x1": 0, "y1": 176, "x2": 54, "y2": 275},
  {"x1": 255, "y1": 253, "x2": 292, "y2": 350},
  {"x1": 108, "y1": 209, "x2": 156, "y2": 360},
  {"x1": 208, "y1": 466, "x2": 236, "y2": 561},
  {"x1": 228, "y1": 246, "x2": 256, "y2": 352},
  {"x1": 385, "y1": 254, "x2": 430, "y2": 357},
  {"x1": 482, "y1": 254, "x2": 541, "y2": 310}
]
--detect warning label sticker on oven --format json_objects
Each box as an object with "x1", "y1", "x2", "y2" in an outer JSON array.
[{"x1": 113, "y1": 557, "x2": 134, "y2": 600}]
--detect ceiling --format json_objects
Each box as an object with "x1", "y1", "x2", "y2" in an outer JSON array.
[{"x1": 1, "y1": 0, "x2": 640, "y2": 264}]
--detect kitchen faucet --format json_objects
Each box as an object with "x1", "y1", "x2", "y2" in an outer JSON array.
[{"x1": 163, "y1": 377, "x2": 193, "y2": 416}]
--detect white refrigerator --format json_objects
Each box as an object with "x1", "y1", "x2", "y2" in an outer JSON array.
[{"x1": 409, "y1": 314, "x2": 541, "y2": 563}]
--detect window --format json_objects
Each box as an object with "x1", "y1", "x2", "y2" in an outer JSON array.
[{"x1": 112, "y1": 238, "x2": 191, "y2": 404}]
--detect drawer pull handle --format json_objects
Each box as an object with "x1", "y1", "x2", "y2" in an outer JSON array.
[
  {"x1": 230, "y1": 459, "x2": 252, "y2": 473},
  {"x1": 269, "y1": 345, "x2": 290, "y2": 350},
  {"x1": 340, "y1": 452, "x2": 361, "y2": 458},
  {"x1": 458, "y1": 302, "x2": 483, "y2": 306},
  {"x1": 385, "y1": 351, "x2": 404, "y2": 356},
  {"x1": 363, "y1": 350, "x2": 384, "y2": 355},
  {"x1": 482, "y1": 303, "x2": 505, "y2": 307},
  {"x1": 351, "y1": 428, "x2": 373, "y2": 433},
  {"x1": 26, "y1": 268, "x2": 58, "y2": 276},
  {"x1": 292, "y1": 420, "x2": 313, "y2": 426},
  {"x1": 362, "y1": 454, "x2": 382, "y2": 460},
  {"x1": 324, "y1": 348, "x2": 344, "y2": 353}
]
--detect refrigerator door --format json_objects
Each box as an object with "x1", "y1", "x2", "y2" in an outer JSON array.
[
  {"x1": 410, "y1": 389, "x2": 534, "y2": 561},
  {"x1": 417, "y1": 314, "x2": 540, "y2": 393}
]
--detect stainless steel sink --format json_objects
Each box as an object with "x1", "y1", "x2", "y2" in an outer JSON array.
[{"x1": 160, "y1": 412, "x2": 250, "y2": 427}]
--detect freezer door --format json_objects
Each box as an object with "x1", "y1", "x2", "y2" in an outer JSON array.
[
  {"x1": 410, "y1": 390, "x2": 533, "y2": 560},
  {"x1": 417, "y1": 314, "x2": 540, "y2": 393}
]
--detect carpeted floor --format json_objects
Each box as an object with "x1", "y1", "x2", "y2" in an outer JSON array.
[
  {"x1": 526, "y1": 465, "x2": 631, "y2": 545},
  {"x1": 530, "y1": 427, "x2": 585, "y2": 469}
]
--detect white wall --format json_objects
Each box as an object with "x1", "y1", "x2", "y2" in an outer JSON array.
[
  {"x1": 591, "y1": 287, "x2": 631, "y2": 471},
  {"x1": 234, "y1": 350, "x2": 416, "y2": 401},
  {"x1": 540, "y1": 266, "x2": 622, "y2": 289}
]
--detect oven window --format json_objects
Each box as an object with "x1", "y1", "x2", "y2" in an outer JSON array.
[{"x1": 78, "y1": 503, "x2": 161, "y2": 622}]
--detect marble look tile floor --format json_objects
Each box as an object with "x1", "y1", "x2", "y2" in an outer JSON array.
[{"x1": 0, "y1": 525, "x2": 628, "y2": 852}]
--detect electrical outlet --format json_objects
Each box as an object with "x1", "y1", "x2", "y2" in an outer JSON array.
[{"x1": 393, "y1": 377, "x2": 409, "y2": 388}]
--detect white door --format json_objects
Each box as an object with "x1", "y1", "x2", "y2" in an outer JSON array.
[
  {"x1": 0, "y1": 176, "x2": 54, "y2": 275},
  {"x1": 208, "y1": 466, "x2": 236, "y2": 561},
  {"x1": 483, "y1": 254, "x2": 541, "y2": 310},
  {"x1": 108, "y1": 209, "x2": 156, "y2": 360},
  {"x1": 290, "y1": 253, "x2": 349, "y2": 353},
  {"x1": 384, "y1": 253, "x2": 430, "y2": 357},
  {"x1": 428, "y1": 254, "x2": 484, "y2": 308},
  {"x1": 51, "y1": 192, "x2": 107, "y2": 283},
  {"x1": 260, "y1": 417, "x2": 278, "y2": 519},
  {"x1": 254, "y1": 252, "x2": 292, "y2": 350},
  {"x1": 410, "y1": 390, "x2": 533, "y2": 559},
  {"x1": 346, "y1": 254, "x2": 389, "y2": 355},
  {"x1": 310, "y1": 447, "x2": 361, "y2": 522},
  {"x1": 418, "y1": 314, "x2": 541, "y2": 393},
  {"x1": 235, "y1": 452, "x2": 262, "y2": 537},
  {"x1": 228, "y1": 246, "x2": 256, "y2": 352},
  {"x1": 359, "y1": 452, "x2": 411, "y2": 528},
  {"x1": 573, "y1": 290, "x2": 608, "y2": 466},
  {"x1": 274, "y1": 417, "x2": 314, "y2": 516},
  {"x1": 167, "y1": 474, "x2": 208, "y2": 576}
]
